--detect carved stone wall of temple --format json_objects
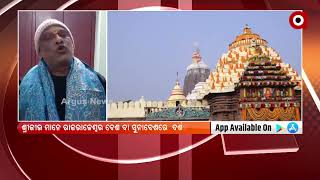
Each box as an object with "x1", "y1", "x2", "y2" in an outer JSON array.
[
  {"x1": 237, "y1": 58, "x2": 301, "y2": 121},
  {"x1": 205, "y1": 91, "x2": 240, "y2": 121}
]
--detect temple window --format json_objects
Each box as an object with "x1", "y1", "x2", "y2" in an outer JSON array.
[{"x1": 176, "y1": 101, "x2": 180, "y2": 107}]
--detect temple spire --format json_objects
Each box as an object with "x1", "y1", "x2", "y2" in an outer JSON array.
[
  {"x1": 192, "y1": 42, "x2": 202, "y2": 63},
  {"x1": 243, "y1": 24, "x2": 252, "y2": 34},
  {"x1": 176, "y1": 72, "x2": 179, "y2": 85}
]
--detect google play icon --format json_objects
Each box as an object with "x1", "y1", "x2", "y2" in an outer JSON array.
[{"x1": 276, "y1": 124, "x2": 284, "y2": 132}]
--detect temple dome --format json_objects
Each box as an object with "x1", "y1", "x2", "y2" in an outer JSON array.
[
  {"x1": 186, "y1": 61, "x2": 209, "y2": 71},
  {"x1": 168, "y1": 80, "x2": 187, "y2": 107},
  {"x1": 229, "y1": 24, "x2": 268, "y2": 50},
  {"x1": 183, "y1": 48, "x2": 210, "y2": 96},
  {"x1": 168, "y1": 80, "x2": 186, "y2": 102},
  {"x1": 187, "y1": 25, "x2": 301, "y2": 100},
  {"x1": 186, "y1": 49, "x2": 210, "y2": 71},
  {"x1": 235, "y1": 25, "x2": 262, "y2": 41}
]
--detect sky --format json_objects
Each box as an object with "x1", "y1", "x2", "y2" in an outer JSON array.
[{"x1": 107, "y1": 11, "x2": 302, "y2": 102}]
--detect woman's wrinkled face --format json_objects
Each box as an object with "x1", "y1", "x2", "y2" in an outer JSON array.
[{"x1": 38, "y1": 25, "x2": 74, "y2": 67}]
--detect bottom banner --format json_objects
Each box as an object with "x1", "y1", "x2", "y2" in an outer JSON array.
[{"x1": 17, "y1": 121, "x2": 211, "y2": 134}]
